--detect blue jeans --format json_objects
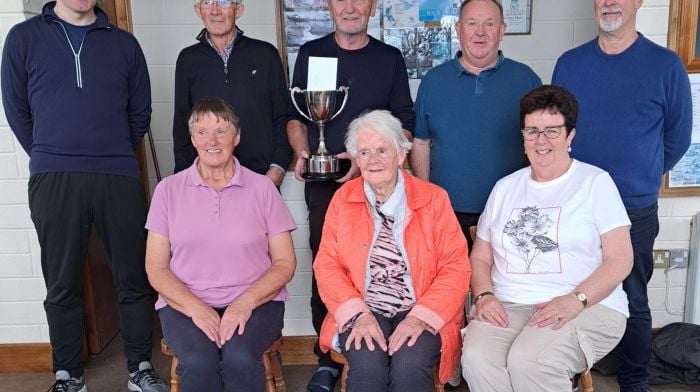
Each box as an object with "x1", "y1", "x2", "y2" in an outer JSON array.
[
  {"x1": 159, "y1": 301, "x2": 284, "y2": 392},
  {"x1": 338, "y1": 310, "x2": 441, "y2": 392},
  {"x1": 617, "y1": 203, "x2": 659, "y2": 391}
]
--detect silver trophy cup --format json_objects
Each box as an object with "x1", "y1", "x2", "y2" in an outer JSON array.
[{"x1": 290, "y1": 86, "x2": 349, "y2": 180}]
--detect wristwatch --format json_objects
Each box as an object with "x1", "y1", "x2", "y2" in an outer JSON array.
[{"x1": 571, "y1": 291, "x2": 588, "y2": 308}]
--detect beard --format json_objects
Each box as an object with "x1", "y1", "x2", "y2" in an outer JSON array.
[{"x1": 598, "y1": 7, "x2": 623, "y2": 32}]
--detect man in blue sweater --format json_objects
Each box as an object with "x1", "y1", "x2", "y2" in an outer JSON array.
[
  {"x1": 552, "y1": 1, "x2": 691, "y2": 391},
  {"x1": 1, "y1": 1, "x2": 167, "y2": 391}
]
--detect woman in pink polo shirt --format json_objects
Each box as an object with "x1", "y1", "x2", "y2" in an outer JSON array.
[{"x1": 145, "y1": 97, "x2": 297, "y2": 392}]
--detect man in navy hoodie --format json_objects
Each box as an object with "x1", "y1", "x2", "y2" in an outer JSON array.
[{"x1": 1, "y1": 1, "x2": 167, "y2": 391}]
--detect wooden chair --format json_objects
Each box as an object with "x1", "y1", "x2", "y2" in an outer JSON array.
[
  {"x1": 330, "y1": 349, "x2": 444, "y2": 392},
  {"x1": 468, "y1": 226, "x2": 593, "y2": 391},
  {"x1": 579, "y1": 368, "x2": 594, "y2": 392},
  {"x1": 160, "y1": 337, "x2": 286, "y2": 392}
]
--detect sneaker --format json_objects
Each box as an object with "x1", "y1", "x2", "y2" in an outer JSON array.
[
  {"x1": 49, "y1": 370, "x2": 87, "y2": 392},
  {"x1": 127, "y1": 361, "x2": 168, "y2": 392},
  {"x1": 307, "y1": 367, "x2": 338, "y2": 392}
]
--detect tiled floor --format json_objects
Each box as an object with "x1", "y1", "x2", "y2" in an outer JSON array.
[{"x1": 1, "y1": 334, "x2": 696, "y2": 391}]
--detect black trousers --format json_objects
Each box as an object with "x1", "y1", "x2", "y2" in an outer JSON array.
[
  {"x1": 305, "y1": 181, "x2": 343, "y2": 369},
  {"x1": 28, "y1": 172, "x2": 155, "y2": 377}
]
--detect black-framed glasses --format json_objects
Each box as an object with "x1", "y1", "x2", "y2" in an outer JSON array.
[
  {"x1": 521, "y1": 125, "x2": 566, "y2": 140},
  {"x1": 198, "y1": 0, "x2": 237, "y2": 9}
]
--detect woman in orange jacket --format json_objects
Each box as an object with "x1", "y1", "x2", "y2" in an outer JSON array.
[{"x1": 313, "y1": 110, "x2": 471, "y2": 392}]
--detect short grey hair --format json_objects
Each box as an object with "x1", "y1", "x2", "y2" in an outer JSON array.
[
  {"x1": 187, "y1": 96, "x2": 241, "y2": 136},
  {"x1": 194, "y1": 0, "x2": 242, "y2": 5},
  {"x1": 345, "y1": 110, "x2": 412, "y2": 157},
  {"x1": 459, "y1": 0, "x2": 504, "y2": 23}
]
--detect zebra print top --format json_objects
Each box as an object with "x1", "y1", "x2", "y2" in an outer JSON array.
[{"x1": 364, "y1": 201, "x2": 415, "y2": 317}]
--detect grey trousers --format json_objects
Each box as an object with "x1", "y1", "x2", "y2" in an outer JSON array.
[{"x1": 461, "y1": 303, "x2": 626, "y2": 392}]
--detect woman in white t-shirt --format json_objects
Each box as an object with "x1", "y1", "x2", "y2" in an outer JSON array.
[{"x1": 461, "y1": 85, "x2": 633, "y2": 392}]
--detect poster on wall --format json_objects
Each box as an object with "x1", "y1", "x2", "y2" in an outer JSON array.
[
  {"x1": 280, "y1": 0, "x2": 531, "y2": 81},
  {"x1": 667, "y1": 73, "x2": 700, "y2": 188},
  {"x1": 502, "y1": 0, "x2": 532, "y2": 34},
  {"x1": 384, "y1": 27, "x2": 451, "y2": 79},
  {"x1": 669, "y1": 144, "x2": 700, "y2": 187},
  {"x1": 280, "y1": 0, "x2": 463, "y2": 82},
  {"x1": 384, "y1": 0, "x2": 421, "y2": 27},
  {"x1": 418, "y1": 0, "x2": 461, "y2": 23}
]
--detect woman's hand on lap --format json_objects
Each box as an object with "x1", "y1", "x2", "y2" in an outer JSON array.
[
  {"x1": 474, "y1": 296, "x2": 509, "y2": 328},
  {"x1": 219, "y1": 298, "x2": 254, "y2": 345},
  {"x1": 190, "y1": 304, "x2": 222, "y2": 347},
  {"x1": 388, "y1": 316, "x2": 428, "y2": 355},
  {"x1": 345, "y1": 313, "x2": 388, "y2": 352},
  {"x1": 529, "y1": 294, "x2": 584, "y2": 330}
]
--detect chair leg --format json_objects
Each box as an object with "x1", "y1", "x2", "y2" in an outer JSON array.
[
  {"x1": 170, "y1": 356, "x2": 180, "y2": 392},
  {"x1": 432, "y1": 364, "x2": 444, "y2": 392},
  {"x1": 340, "y1": 363, "x2": 348, "y2": 392},
  {"x1": 262, "y1": 349, "x2": 276, "y2": 392},
  {"x1": 269, "y1": 350, "x2": 286, "y2": 392},
  {"x1": 580, "y1": 368, "x2": 594, "y2": 392}
]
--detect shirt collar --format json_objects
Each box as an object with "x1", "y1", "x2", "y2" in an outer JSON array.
[
  {"x1": 452, "y1": 50, "x2": 505, "y2": 76},
  {"x1": 206, "y1": 30, "x2": 237, "y2": 62},
  {"x1": 187, "y1": 157, "x2": 244, "y2": 189},
  {"x1": 363, "y1": 170, "x2": 406, "y2": 220}
]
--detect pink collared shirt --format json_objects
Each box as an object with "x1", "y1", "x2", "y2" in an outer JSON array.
[{"x1": 146, "y1": 158, "x2": 296, "y2": 309}]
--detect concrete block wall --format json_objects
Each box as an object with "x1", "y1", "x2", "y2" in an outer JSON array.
[{"x1": 0, "y1": 1, "x2": 695, "y2": 344}]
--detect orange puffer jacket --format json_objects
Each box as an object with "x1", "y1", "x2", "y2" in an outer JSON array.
[{"x1": 314, "y1": 171, "x2": 471, "y2": 384}]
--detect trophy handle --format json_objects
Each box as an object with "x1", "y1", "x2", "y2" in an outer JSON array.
[
  {"x1": 329, "y1": 86, "x2": 349, "y2": 122},
  {"x1": 290, "y1": 87, "x2": 314, "y2": 122}
]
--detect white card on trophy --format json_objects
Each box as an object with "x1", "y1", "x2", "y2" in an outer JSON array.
[{"x1": 307, "y1": 57, "x2": 337, "y2": 91}]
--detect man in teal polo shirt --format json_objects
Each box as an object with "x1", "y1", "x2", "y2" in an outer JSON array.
[{"x1": 411, "y1": 0, "x2": 541, "y2": 248}]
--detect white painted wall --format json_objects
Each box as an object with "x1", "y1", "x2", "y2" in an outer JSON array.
[{"x1": 0, "y1": 0, "x2": 694, "y2": 344}]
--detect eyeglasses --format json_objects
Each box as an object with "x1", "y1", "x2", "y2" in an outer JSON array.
[
  {"x1": 198, "y1": 0, "x2": 237, "y2": 9},
  {"x1": 521, "y1": 125, "x2": 566, "y2": 140}
]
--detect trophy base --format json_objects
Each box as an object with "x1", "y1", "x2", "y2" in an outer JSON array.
[
  {"x1": 304, "y1": 153, "x2": 343, "y2": 182},
  {"x1": 302, "y1": 171, "x2": 344, "y2": 181}
]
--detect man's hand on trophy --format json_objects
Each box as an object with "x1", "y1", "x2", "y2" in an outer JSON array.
[
  {"x1": 294, "y1": 151, "x2": 310, "y2": 182},
  {"x1": 335, "y1": 152, "x2": 360, "y2": 183}
]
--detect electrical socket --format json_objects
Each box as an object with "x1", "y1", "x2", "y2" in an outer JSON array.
[
  {"x1": 670, "y1": 249, "x2": 689, "y2": 268},
  {"x1": 653, "y1": 250, "x2": 670, "y2": 268}
]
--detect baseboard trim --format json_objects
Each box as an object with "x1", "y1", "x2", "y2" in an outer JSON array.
[
  {"x1": 0, "y1": 343, "x2": 52, "y2": 372},
  {"x1": 0, "y1": 335, "x2": 319, "y2": 372},
  {"x1": 280, "y1": 335, "x2": 317, "y2": 365}
]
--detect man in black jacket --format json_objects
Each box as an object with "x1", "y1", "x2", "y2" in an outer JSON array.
[{"x1": 173, "y1": 0, "x2": 292, "y2": 186}]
